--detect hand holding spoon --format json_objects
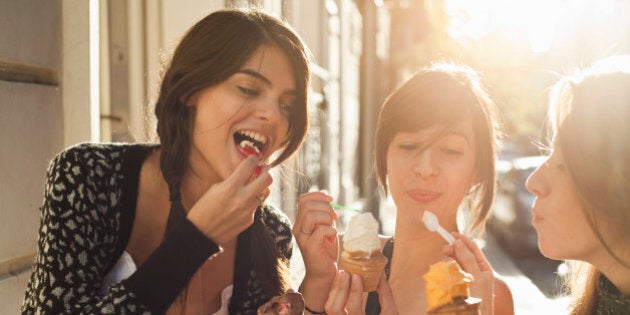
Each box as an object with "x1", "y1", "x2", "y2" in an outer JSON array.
[{"x1": 422, "y1": 210, "x2": 455, "y2": 245}]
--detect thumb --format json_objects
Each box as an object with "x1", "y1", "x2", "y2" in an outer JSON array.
[{"x1": 377, "y1": 273, "x2": 398, "y2": 315}]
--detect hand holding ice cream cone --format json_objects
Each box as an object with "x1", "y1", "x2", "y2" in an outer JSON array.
[
  {"x1": 339, "y1": 213, "x2": 388, "y2": 292},
  {"x1": 443, "y1": 233, "x2": 496, "y2": 315},
  {"x1": 423, "y1": 259, "x2": 481, "y2": 315}
]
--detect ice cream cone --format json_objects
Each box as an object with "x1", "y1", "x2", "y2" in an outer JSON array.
[
  {"x1": 339, "y1": 251, "x2": 388, "y2": 292},
  {"x1": 423, "y1": 260, "x2": 480, "y2": 314}
]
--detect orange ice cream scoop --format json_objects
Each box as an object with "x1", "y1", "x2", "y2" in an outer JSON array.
[{"x1": 423, "y1": 260, "x2": 474, "y2": 312}]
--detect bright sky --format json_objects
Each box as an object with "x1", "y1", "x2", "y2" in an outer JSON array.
[{"x1": 445, "y1": 0, "x2": 618, "y2": 53}]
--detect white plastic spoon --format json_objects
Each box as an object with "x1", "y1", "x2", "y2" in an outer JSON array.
[{"x1": 422, "y1": 210, "x2": 456, "y2": 245}]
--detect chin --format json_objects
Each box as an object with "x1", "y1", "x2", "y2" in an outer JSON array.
[{"x1": 538, "y1": 242, "x2": 564, "y2": 261}]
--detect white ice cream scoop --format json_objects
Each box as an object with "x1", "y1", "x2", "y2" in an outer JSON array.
[{"x1": 422, "y1": 210, "x2": 455, "y2": 245}]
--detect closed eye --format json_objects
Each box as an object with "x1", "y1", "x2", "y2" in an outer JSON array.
[
  {"x1": 398, "y1": 144, "x2": 418, "y2": 151},
  {"x1": 238, "y1": 86, "x2": 260, "y2": 97},
  {"x1": 279, "y1": 102, "x2": 294, "y2": 114},
  {"x1": 441, "y1": 148, "x2": 463, "y2": 155}
]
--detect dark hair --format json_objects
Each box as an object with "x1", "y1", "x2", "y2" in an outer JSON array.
[
  {"x1": 549, "y1": 56, "x2": 630, "y2": 314},
  {"x1": 153, "y1": 9, "x2": 310, "y2": 303},
  {"x1": 374, "y1": 63, "x2": 500, "y2": 235}
]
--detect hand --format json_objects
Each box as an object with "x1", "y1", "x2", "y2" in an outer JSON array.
[
  {"x1": 324, "y1": 271, "x2": 398, "y2": 315},
  {"x1": 325, "y1": 271, "x2": 363, "y2": 315},
  {"x1": 293, "y1": 191, "x2": 339, "y2": 282},
  {"x1": 187, "y1": 155, "x2": 272, "y2": 245},
  {"x1": 443, "y1": 232, "x2": 494, "y2": 315},
  {"x1": 376, "y1": 273, "x2": 398, "y2": 315},
  {"x1": 294, "y1": 191, "x2": 339, "y2": 313}
]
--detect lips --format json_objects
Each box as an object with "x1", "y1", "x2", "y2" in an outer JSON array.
[
  {"x1": 531, "y1": 209, "x2": 543, "y2": 224},
  {"x1": 407, "y1": 189, "x2": 441, "y2": 203},
  {"x1": 530, "y1": 200, "x2": 543, "y2": 224}
]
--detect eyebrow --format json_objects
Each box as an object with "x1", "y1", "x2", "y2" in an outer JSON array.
[
  {"x1": 236, "y1": 69, "x2": 297, "y2": 95},
  {"x1": 237, "y1": 69, "x2": 271, "y2": 85},
  {"x1": 400, "y1": 128, "x2": 471, "y2": 144},
  {"x1": 442, "y1": 131, "x2": 472, "y2": 146}
]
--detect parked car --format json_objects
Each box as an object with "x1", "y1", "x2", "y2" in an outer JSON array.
[{"x1": 488, "y1": 155, "x2": 546, "y2": 257}]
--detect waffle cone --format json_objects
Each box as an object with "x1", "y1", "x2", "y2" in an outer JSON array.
[
  {"x1": 428, "y1": 297, "x2": 481, "y2": 315},
  {"x1": 339, "y1": 252, "x2": 388, "y2": 292}
]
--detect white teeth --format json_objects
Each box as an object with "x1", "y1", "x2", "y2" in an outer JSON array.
[
  {"x1": 241, "y1": 130, "x2": 267, "y2": 144},
  {"x1": 240, "y1": 140, "x2": 260, "y2": 153}
]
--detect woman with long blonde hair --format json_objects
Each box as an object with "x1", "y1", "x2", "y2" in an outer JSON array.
[{"x1": 526, "y1": 55, "x2": 630, "y2": 314}]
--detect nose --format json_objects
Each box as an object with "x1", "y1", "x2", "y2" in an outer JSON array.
[
  {"x1": 526, "y1": 163, "x2": 546, "y2": 197},
  {"x1": 254, "y1": 97, "x2": 285, "y2": 122},
  {"x1": 412, "y1": 149, "x2": 439, "y2": 178}
]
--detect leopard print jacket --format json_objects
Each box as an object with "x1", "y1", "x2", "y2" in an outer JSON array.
[{"x1": 21, "y1": 143, "x2": 294, "y2": 314}]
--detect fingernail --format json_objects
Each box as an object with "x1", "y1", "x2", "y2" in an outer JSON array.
[{"x1": 338, "y1": 270, "x2": 347, "y2": 282}]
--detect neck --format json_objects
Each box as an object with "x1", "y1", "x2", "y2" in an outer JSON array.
[
  {"x1": 586, "y1": 235, "x2": 630, "y2": 295},
  {"x1": 599, "y1": 260, "x2": 630, "y2": 295},
  {"x1": 389, "y1": 223, "x2": 452, "y2": 282},
  {"x1": 180, "y1": 149, "x2": 222, "y2": 207}
]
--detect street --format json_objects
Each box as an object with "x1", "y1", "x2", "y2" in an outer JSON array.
[{"x1": 481, "y1": 231, "x2": 570, "y2": 314}]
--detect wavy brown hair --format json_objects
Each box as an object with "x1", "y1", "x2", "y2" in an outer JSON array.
[
  {"x1": 153, "y1": 8, "x2": 310, "y2": 306},
  {"x1": 374, "y1": 62, "x2": 500, "y2": 235}
]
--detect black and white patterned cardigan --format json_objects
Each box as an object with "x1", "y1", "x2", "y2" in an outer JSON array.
[{"x1": 21, "y1": 143, "x2": 294, "y2": 314}]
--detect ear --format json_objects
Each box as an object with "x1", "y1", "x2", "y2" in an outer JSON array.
[{"x1": 183, "y1": 92, "x2": 199, "y2": 107}]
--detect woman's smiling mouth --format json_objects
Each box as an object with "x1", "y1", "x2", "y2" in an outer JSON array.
[{"x1": 235, "y1": 130, "x2": 268, "y2": 157}]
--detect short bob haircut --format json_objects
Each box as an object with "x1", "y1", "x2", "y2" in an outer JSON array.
[{"x1": 374, "y1": 63, "x2": 500, "y2": 235}]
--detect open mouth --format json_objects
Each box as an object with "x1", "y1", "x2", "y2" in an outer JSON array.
[{"x1": 234, "y1": 130, "x2": 267, "y2": 157}]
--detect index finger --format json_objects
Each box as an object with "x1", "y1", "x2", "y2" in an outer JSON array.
[
  {"x1": 229, "y1": 155, "x2": 263, "y2": 185},
  {"x1": 241, "y1": 164, "x2": 273, "y2": 197},
  {"x1": 452, "y1": 233, "x2": 492, "y2": 273},
  {"x1": 294, "y1": 191, "x2": 335, "y2": 231}
]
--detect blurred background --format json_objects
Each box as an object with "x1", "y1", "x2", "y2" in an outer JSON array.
[{"x1": 2, "y1": 0, "x2": 629, "y2": 313}]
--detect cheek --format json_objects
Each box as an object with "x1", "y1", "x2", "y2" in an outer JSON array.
[
  {"x1": 279, "y1": 119, "x2": 290, "y2": 140},
  {"x1": 538, "y1": 210, "x2": 598, "y2": 260},
  {"x1": 196, "y1": 92, "x2": 242, "y2": 124},
  {"x1": 385, "y1": 158, "x2": 405, "y2": 195},
  {"x1": 448, "y1": 162, "x2": 477, "y2": 192}
]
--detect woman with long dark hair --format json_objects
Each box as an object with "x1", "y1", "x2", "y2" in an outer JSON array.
[{"x1": 22, "y1": 9, "x2": 310, "y2": 314}]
